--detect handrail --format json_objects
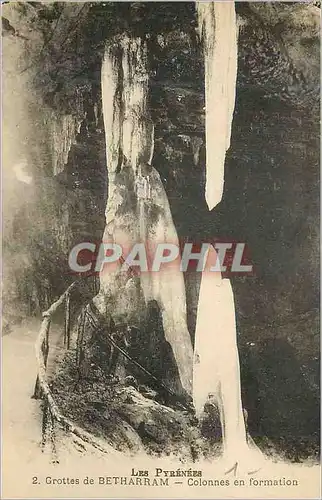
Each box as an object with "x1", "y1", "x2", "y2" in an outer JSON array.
[
  {"x1": 42, "y1": 281, "x2": 78, "y2": 317},
  {"x1": 33, "y1": 279, "x2": 117, "y2": 458}
]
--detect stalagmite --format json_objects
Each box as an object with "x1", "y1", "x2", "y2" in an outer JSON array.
[
  {"x1": 193, "y1": 260, "x2": 247, "y2": 456},
  {"x1": 97, "y1": 35, "x2": 193, "y2": 396},
  {"x1": 197, "y1": 1, "x2": 238, "y2": 211},
  {"x1": 194, "y1": 266, "x2": 264, "y2": 468}
]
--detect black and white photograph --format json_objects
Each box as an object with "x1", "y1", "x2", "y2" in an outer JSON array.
[{"x1": 1, "y1": 1, "x2": 320, "y2": 498}]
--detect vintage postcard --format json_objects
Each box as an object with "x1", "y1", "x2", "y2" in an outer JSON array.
[{"x1": 1, "y1": 1, "x2": 320, "y2": 499}]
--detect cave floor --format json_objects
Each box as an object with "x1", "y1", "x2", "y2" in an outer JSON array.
[{"x1": 1, "y1": 318, "x2": 320, "y2": 500}]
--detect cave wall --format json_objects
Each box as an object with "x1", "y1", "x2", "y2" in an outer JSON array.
[{"x1": 2, "y1": 1, "x2": 319, "y2": 458}]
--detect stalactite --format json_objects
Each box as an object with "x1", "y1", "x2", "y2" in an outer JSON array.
[
  {"x1": 197, "y1": 1, "x2": 238, "y2": 211},
  {"x1": 50, "y1": 112, "x2": 83, "y2": 176},
  {"x1": 46, "y1": 86, "x2": 85, "y2": 176}
]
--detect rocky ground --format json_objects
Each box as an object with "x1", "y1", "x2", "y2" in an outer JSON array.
[
  {"x1": 50, "y1": 338, "x2": 319, "y2": 464},
  {"x1": 2, "y1": 316, "x2": 319, "y2": 500},
  {"x1": 51, "y1": 348, "x2": 222, "y2": 461}
]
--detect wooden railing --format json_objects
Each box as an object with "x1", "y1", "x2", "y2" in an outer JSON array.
[{"x1": 33, "y1": 279, "x2": 116, "y2": 460}]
